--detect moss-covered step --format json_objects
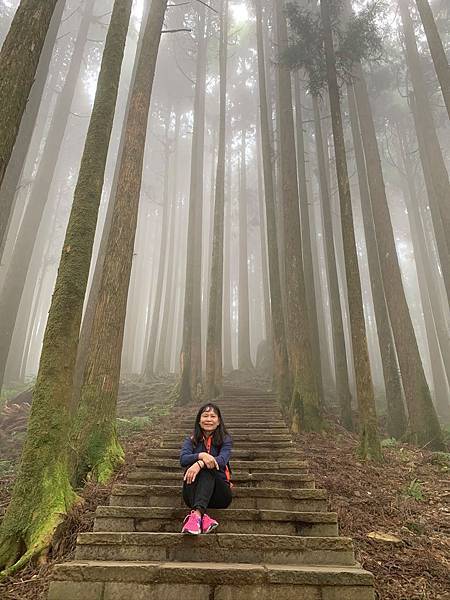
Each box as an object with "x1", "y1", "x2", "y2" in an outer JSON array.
[{"x1": 132, "y1": 458, "x2": 309, "y2": 473}]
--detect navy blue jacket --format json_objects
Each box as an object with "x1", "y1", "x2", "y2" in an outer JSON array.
[{"x1": 180, "y1": 434, "x2": 233, "y2": 483}]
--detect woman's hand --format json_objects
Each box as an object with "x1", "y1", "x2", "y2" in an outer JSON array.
[
  {"x1": 184, "y1": 462, "x2": 202, "y2": 484},
  {"x1": 198, "y1": 452, "x2": 219, "y2": 470}
]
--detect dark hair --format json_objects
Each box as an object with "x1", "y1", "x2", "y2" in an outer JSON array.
[{"x1": 192, "y1": 403, "x2": 229, "y2": 448}]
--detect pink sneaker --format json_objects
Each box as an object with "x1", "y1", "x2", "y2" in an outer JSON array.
[
  {"x1": 182, "y1": 511, "x2": 202, "y2": 535},
  {"x1": 202, "y1": 513, "x2": 218, "y2": 534}
]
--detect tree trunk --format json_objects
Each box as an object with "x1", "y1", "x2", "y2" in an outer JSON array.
[
  {"x1": 0, "y1": 0, "x2": 59, "y2": 199},
  {"x1": 320, "y1": 0, "x2": 381, "y2": 460},
  {"x1": 294, "y1": 75, "x2": 324, "y2": 407},
  {"x1": 399, "y1": 0, "x2": 450, "y2": 255},
  {"x1": 352, "y1": 60, "x2": 444, "y2": 450},
  {"x1": 73, "y1": 0, "x2": 152, "y2": 401},
  {"x1": 157, "y1": 111, "x2": 181, "y2": 373},
  {"x1": 72, "y1": 0, "x2": 168, "y2": 483},
  {"x1": 312, "y1": 96, "x2": 353, "y2": 428},
  {"x1": 415, "y1": 0, "x2": 450, "y2": 118},
  {"x1": 238, "y1": 128, "x2": 254, "y2": 371},
  {"x1": 0, "y1": 0, "x2": 66, "y2": 255},
  {"x1": 0, "y1": 0, "x2": 133, "y2": 574},
  {"x1": 179, "y1": 3, "x2": 207, "y2": 403},
  {"x1": 223, "y1": 149, "x2": 233, "y2": 373},
  {"x1": 273, "y1": 0, "x2": 322, "y2": 432},
  {"x1": 144, "y1": 112, "x2": 172, "y2": 377},
  {"x1": 347, "y1": 82, "x2": 407, "y2": 439},
  {"x1": 205, "y1": 0, "x2": 228, "y2": 399},
  {"x1": 0, "y1": 1, "x2": 94, "y2": 392}
]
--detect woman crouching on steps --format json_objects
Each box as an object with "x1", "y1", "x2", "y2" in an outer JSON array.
[{"x1": 180, "y1": 403, "x2": 233, "y2": 535}]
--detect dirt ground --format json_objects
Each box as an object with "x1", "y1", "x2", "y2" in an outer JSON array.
[{"x1": 0, "y1": 378, "x2": 449, "y2": 599}]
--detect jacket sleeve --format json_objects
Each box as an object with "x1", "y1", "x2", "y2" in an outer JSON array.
[
  {"x1": 215, "y1": 435, "x2": 233, "y2": 469},
  {"x1": 180, "y1": 437, "x2": 199, "y2": 468}
]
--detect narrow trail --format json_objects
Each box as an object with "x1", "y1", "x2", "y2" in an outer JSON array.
[{"x1": 48, "y1": 386, "x2": 375, "y2": 599}]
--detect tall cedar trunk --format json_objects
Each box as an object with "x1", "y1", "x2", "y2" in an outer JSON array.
[
  {"x1": 144, "y1": 113, "x2": 172, "y2": 377},
  {"x1": 73, "y1": 0, "x2": 151, "y2": 401},
  {"x1": 320, "y1": 0, "x2": 381, "y2": 459},
  {"x1": 294, "y1": 75, "x2": 324, "y2": 407},
  {"x1": 273, "y1": 0, "x2": 322, "y2": 432},
  {"x1": 0, "y1": 0, "x2": 133, "y2": 574},
  {"x1": 238, "y1": 128, "x2": 254, "y2": 370},
  {"x1": 179, "y1": 4, "x2": 207, "y2": 403},
  {"x1": 347, "y1": 82, "x2": 407, "y2": 438},
  {"x1": 0, "y1": 0, "x2": 59, "y2": 202},
  {"x1": 157, "y1": 111, "x2": 181, "y2": 372},
  {"x1": 415, "y1": 0, "x2": 450, "y2": 118},
  {"x1": 399, "y1": 0, "x2": 450, "y2": 256},
  {"x1": 0, "y1": 2, "x2": 94, "y2": 392},
  {"x1": 203, "y1": 125, "x2": 217, "y2": 358},
  {"x1": 256, "y1": 122, "x2": 272, "y2": 346},
  {"x1": 255, "y1": 0, "x2": 290, "y2": 408},
  {"x1": 352, "y1": 61, "x2": 444, "y2": 449},
  {"x1": 312, "y1": 96, "x2": 353, "y2": 428},
  {"x1": 397, "y1": 126, "x2": 450, "y2": 421},
  {"x1": 205, "y1": 0, "x2": 228, "y2": 399},
  {"x1": 0, "y1": 0, "x2": 66, "y2": 255},
  {"x1": 72, "y1": 0, "x2": 168, "y2": 483},
  {"x1": 408, "y1": 89, "x2": 450, "y2": 301},
  {"x1": 223, "y1": 150, "x2": 233, "y2": 373},
  {"x1": 166, "y1": 200, "x2": 182, "y2": 371}
]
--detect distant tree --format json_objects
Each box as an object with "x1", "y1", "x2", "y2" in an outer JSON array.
[
  {"x1": 254, "y1": 0, "x2": 290, "y2": 407},
  {"x1": 205, "y1": 0, "x2": 229, "y2": 399},
  {"x1": 72, "y1": 0, "x2": 168, "y2": 484},
  {"x1": 179, "y1": 3, "x2": 208, "y2": 402},
  {"x1": 0, "y1": 0, "x2": 133, "y2": 575}
]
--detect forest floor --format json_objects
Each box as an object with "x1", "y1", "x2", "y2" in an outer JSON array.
[{"x1": 0, "y1": 372, "x2": 449, "y2": 600}]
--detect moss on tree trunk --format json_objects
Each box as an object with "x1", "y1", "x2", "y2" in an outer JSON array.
[
  {"x1": 72, "y1": 0, "x2": 168, "y2": 483},
  {"x1": 0, "y1": 0, "x2": 133, "y2": 574}
]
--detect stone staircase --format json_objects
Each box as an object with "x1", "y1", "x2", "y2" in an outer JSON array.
[{"x1": 49, "y1": 387, "x2": 375, "y2": 599}]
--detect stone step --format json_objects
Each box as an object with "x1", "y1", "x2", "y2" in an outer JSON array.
[
  {"x1": 144, "y1": 448, "x2": 302, "y2": 460},
  {"x1": 133, "y1": 458, "x2": 309, "y2": 473},
  {"x1": 75, "y1": 532, "x2": 355, "y2": 566},
  {"x1": 178, "y1": 422, "x2": 289, "y2": 431},
  {"x1": 161, "y1": 440, "x2": 294, "y2": 450},
  {"x1": 127, "y1": 471, "x2": 315, "y2": 489},
  {"x1": 109, "y1": 484, "x2": 328, "y2": 511},
  {"x1": 184, "y1": 411, "x2": 282, "y2": 419},
  {"x1": 93, "y1": 507, "x2": 337, "y2": 536},
  {"x1": 49, "y1": 561, "x2": 375, "y2": 600},
  {"x1": 167, "y1": 432, "x2": 292, "y2": 442}
]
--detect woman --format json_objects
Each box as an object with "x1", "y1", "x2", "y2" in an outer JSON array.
[{"x1": 180, "y1": 402, "x2": 233, "y2": 535}]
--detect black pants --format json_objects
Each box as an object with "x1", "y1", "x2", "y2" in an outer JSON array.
[{"x1": 183, "y1": 469, "x2": 232, "y2": 513}]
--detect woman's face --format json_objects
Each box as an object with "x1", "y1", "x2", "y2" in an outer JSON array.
[{"x1": 199, "y1": 408, "x2": 220, "y2": 434}]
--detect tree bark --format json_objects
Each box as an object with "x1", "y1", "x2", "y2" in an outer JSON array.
[
  {"x1": 352, "y1": 60, "x2": 444, "y2": 450},
  {"x1": 0, "y1": 0, "x2": 133, "y2": 574},
  {"x1": 415, "y1": 0, "x2": 450, "y2": 118},
  {"x1": 321, "y1": 0, "x2": 381, "y2": 459},
  {"x1": 72, "y1": 0, "x2": 168, "y2": 483}
]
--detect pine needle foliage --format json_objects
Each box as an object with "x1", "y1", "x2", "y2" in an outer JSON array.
[{"x1": 284, "y1": 1, "x2": 385, "y2": 96}]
